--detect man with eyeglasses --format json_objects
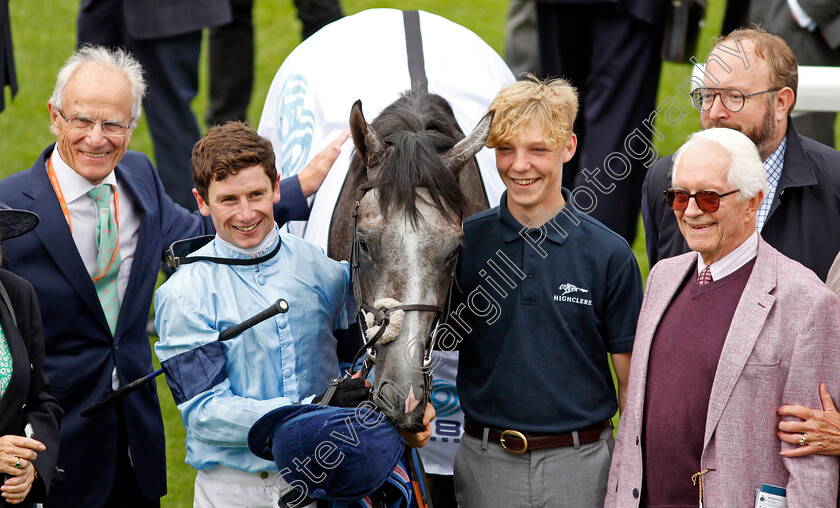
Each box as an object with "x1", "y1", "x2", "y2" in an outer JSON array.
[
  {"x1": 0, "y1": 46, "x2": 347, "y2": 508},
  {"x1": 642, "y1": 27, "x2": 840, "y2": 281},
  {"x1": 721, "y1": 0, "x2": 840, "y2": 148},
  {"x1": 76, "y1": 0, "x2": 232, "y2": 213},
  {"x1": 606, "y1": 127, "x2": 840, "y2": 507}
]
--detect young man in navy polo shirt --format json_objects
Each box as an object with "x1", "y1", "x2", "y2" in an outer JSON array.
[{"x1": 450, "y1": 76, "x2": 643, "y2": 507}]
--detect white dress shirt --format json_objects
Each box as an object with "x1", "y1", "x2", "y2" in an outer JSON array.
[{"x1": 697, "y1": 231, "x2": 759, "y2": 282}]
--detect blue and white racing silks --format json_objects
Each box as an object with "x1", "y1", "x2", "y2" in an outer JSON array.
[{"x1": 153, "y1": 226, "x2": 353, "y2": 473}]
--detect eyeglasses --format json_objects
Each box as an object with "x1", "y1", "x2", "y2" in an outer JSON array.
[
  {"x1": 57, "y1": 109, "x2": 132, "y2": 136},
  {"x1": 689, "y1": 87, "x2": 780, "y2": 112},
  {"x1": 664, "y1": 188, "x2": 740, "y2": 212}
]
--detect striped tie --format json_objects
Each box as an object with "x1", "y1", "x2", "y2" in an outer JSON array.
[{"x1": 88, "y1": 185, "x2": 121, "y2": 334}]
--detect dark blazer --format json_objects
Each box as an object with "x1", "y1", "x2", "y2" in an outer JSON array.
[
  {"x1": 642, "y1": 121, "x2": 840, "y2": 281},
  {"x1": 0, "y1": 145, "x2": 308, "y2": 507},
  {"x1": 80, "y1": 0, "x2": 232, "y2": 40},
  {"x1": 0, "y1": 270, "x2": 61, "y2": 506}
]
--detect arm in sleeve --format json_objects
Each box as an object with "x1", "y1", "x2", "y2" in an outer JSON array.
[
  {"x1": 274, "y1": 176, "x2": 310, "y2": 224},
  {"x1": 154, "y1": 286, "x2": 305, "y2": 448},
  {"x1": 781, "y1": 291, "x2": 840, "y2": 504},
  {"x1": 17, "y1": 281, "x2": 62, "y2": 497},
  {"x1": 643, "y1": 157, "x2": 676, "y2": 269},
  {"x1": 641, "y1": 169, "x2": 659, "y2": 270},
  {"x1": 601, "y1": 250, "x2": 644, "y2": 355}
]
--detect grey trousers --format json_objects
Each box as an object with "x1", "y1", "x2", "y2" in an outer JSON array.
[{"x1": 453, "y1": 428, "x2": 613, "y2": 508}]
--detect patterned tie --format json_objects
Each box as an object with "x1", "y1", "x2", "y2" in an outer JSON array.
[
  {"x1": 697, "y1": 266, "x2": 713, "y2": 286},
  {"x1": 88, "y1": 185, "x2": 121, "y2": 334}
]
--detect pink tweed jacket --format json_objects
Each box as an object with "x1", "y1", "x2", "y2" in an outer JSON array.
[{"x1": 606, "y1": 237, "x2": 840, "y2": 507}]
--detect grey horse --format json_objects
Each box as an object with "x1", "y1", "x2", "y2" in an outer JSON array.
[{"x1": 328, "y1": 90, "x2": 492, "y2": 432}]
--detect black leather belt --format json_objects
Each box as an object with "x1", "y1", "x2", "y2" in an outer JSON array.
[{"x1": 464, "y1": 418, "x2": 610, "y2": 454}]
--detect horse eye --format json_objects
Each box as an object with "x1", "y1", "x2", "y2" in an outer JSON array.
[{"x1": 358, "y1": 239, "x2": 370, "y2": 254}]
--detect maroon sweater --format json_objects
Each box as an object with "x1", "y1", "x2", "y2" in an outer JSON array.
[{"x1": 641, "y1": 259, "x2": 756, "y2": 507}]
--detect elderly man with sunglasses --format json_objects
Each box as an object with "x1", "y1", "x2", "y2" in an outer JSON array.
[
  {"x1": 642, "y1": 27, "x2": 840, "y2": 281},
  {"x1": 605, "y1": 127, "x2": 840, "y2": 507}
]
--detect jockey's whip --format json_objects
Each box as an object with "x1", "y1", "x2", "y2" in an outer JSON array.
[{"x1": 80, "y1": 298, "x2": 289, "y2": 416}]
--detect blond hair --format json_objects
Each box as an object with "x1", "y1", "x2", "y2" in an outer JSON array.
[{"x1": 486, "y1": 74, "x2": 579, "y2": 150}]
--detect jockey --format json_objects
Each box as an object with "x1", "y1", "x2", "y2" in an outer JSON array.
[{"x1": 154, "y1": 123, "x2": 431, "y2": 508}]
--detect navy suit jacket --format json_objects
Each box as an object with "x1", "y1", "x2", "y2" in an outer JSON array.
[
  {"x1": 0, "y1": 145, "x2": 308, "y2": 507},
  {"x1": 642, "y1": 121, "x2": 840, "y2": 281}
]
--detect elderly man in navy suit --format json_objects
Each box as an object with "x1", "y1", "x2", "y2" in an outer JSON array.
[{"x1": 0, "y1": 45, "x2": 345, "y2": 508}]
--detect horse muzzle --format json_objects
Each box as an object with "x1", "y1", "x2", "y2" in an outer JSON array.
[{"x1": 372, "y1": 380, "x2": 427, "y2": 432}]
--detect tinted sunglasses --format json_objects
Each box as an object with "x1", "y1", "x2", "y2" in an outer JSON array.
[{"x1": 663, "y1": 188, "x2": 739, "y2": 212}]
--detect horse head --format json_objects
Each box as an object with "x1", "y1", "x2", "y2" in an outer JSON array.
[{"x1": 343, "y1": 92, "x2": 492, "y2": 431}]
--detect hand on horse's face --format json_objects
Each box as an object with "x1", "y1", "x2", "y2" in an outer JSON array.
[{"x1": 399, "y1": 403, "x2": 436, "y2": 449}]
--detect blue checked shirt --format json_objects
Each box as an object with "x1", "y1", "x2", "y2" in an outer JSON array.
[
  {"x1": 154, "y1": 227, "x2": 353, "y2": 473},
  {"x1": 757, "y1": 136, "x2": 786, "y2": 231}
]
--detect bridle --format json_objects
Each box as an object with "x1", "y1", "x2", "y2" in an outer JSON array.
[
  {"x1": 347, "y1": 185, "x2": 460, "y2": 404},
  {"x1": 344, "y1": 9, "x2": 463, "y2": 416}
]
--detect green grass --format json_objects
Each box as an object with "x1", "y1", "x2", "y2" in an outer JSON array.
[{"x1": 5, "y1": 0, "x2": 820, "y2": 504}]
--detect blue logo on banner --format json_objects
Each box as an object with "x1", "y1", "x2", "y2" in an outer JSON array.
[
  {"x1": 430, "y1": 380, "x2": 460, "y2": 417},
  {"x1": 276, "y1": 74, "x2": 315, "y2": 178}
]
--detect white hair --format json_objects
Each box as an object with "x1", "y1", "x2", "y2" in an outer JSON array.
[
  {"x1": 671, "y1": 127, "x2": 768, "y2": 200},
  {"x1": 49, "y1": 45, "x2": 146, "y2": 129}
]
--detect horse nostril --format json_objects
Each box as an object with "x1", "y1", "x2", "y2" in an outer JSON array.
[{"x1": 403, "y1": 385, "x2": 421, "y2": 413}]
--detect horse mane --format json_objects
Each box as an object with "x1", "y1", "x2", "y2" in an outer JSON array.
[{"x1": 348, "y1": 89, "x2": 468, "y2": 225}]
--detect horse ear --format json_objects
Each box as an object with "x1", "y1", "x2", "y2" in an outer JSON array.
[
  {"x1": 442, "y1": 110, "x2": 495, "y2": 177},
  {"x1": 349, "y1": 100, "x2": 387, "y2": 174}
]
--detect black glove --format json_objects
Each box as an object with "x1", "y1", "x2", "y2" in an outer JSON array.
[{"x1": 313, "y1": 377, "x2": 370, "y2": 407}]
